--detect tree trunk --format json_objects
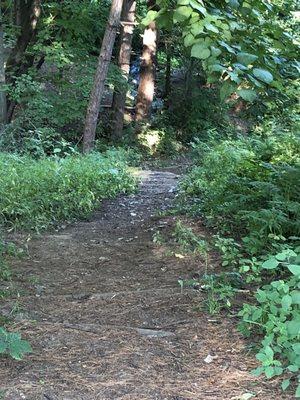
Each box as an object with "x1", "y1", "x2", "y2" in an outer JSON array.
[
  {"x1": 163, "y1": 41, "x2": 171, "y2": 106},
  {"x1": 6, "y1": 0, "x2": 41, "y2": 121},
  {"x1": 135, "y1": 20, "x2": 157, "y2": 124},
  {"x1": 0, "y1": 7, "x2": 7, "y2": 127},
  {"x1": 14, "y1": 0, "x2": 22, "y2": 26},
  {"x1": 83, "y1": 0, "x2": 123, "y2": 154},
  {"x1": 6, "y1": 0, "x2": 41, "y2": 77},
  {"x1": 111, "y1": 0, "x2": 136, "y2": 142}
]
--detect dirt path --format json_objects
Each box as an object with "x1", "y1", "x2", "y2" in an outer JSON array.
[{"x1": 0, "y1": 170, "x2": 286, "y2": 399}]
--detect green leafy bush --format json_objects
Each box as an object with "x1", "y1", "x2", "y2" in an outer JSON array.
[
  {"x1": 0, "y1": 328, "x2": 32, "y2": 360},
  {"x1": 180, "y1": 126, "x2": 300, "y2": 395},
  {"x1": 182, "y1": 132, "x2": 300, "y2": 252},
  {"x1": 239, "y1": 248, "x2": 300, "y2": 395},
  {"x1": 0, "y1": 151, "x2": 136, "y2": 231}
]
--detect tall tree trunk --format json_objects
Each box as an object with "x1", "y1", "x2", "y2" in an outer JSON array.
[
  {"x1": 83, "y1": 0, "x2": 123, "y2": 154},
  {"x1": 111, "y1": 0, "x2": 136, "y2": 142},
  {"x1": 6, "y1": 0, "x2": 41, "y2": 77},
  {"x1": 135, "y1": 20, "x2": 157, "y2": 124},
  {"x1": 163, "y1": 40, "x2": 171, "y2": 106},
  {"x1": 0, "y1": 7, "x2": 7, "y2": 127},
  {"x1": 14, "y1": 0, "x2": 22, "y2": 26},
  {"x1": 6, "y1": 0, "x2": 41, "y2": 121}
]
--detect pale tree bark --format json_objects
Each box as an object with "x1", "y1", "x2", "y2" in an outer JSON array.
[
  {"x1": 135, "y1": 20, "x2": 157, "y2": 124},
  {"x1": 83, "y1": 0, "x2": 123, "y2": 154},
  {"x1": 111, "y1": 0, "x2": 136, "y2": 142},
  {"x1": 0, "y1": 7, "x2": 7, "y2": 127}
]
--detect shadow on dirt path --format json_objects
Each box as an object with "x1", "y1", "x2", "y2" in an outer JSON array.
[{"x1": 0, "y1": 169, "x2": 287, "y2": 399}]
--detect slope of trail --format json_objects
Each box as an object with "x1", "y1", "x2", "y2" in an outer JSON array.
[{"x1": 0, "y1": 170, "x2": 286, "y2": 400}]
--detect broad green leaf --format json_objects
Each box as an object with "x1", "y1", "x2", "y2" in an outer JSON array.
[
  {"x1": 287, "y1": 265, "x2": 300, "y2": 276},
  {"x1": 261, "y1": 258, "x2": 279, "y2": 270},
  {"x1": 252, "y1": 366, "x2": 264, "y2": 376},
  {"x1": 275, "y1": 252, "x2": 287, "y2": 261},
  {"x1": 233, "y1": 62, "x2": 248, "y2": 71},
  {"x1": 211, "y1": 46, "x2": 222, "y2": 57},
  {"x1": 252, "y1": 68, "x2": 273, "y2": 84},
  {"x1": 177, "y1": 0, "x2": 189, "y2": 4},
  {"x1": 287, "y1": 319, "x2": 300, "y2": 337},
  {"x1": 210, "y1": 64, "x2": 225, "y2": 72},
  {"x1": 248, "y1": 74, "x2": 263, "y2": 88},
  {"x1": 191, "y1": 22, "x2": 204, "y2": 36},
  {"x1": 291, "y1": 291, "x2": 300, "y2": 305},
  {"x1": 281, "y1": 379, "x2": 290, "y2": 391},
  {"x1": 256, "y1": 352, "x2": 267, "y2": 362},
  {"x1": 281, "y1": 294, "x2": 292, "y2": 310},
  {"x1": 218, "y1": 41, "x2": 236, "y2": 54},
  {"x1": 288, "y1": 364, "x2": 299, "y2": 372},
  {"x1": 237, "y1": 89, "x2": 257, "y2": 102},
  {"x1": 173, "y1": 6, "x2": 192, "y2": 22},
  {"x1": 142, "y1": 10, "x2": 158, "y2": 26},
  {"x1": 252, "y1": 307, "x2": 262, "y2": 321},
  {"x1": 265, "y1": 366, "x2": 275, "y2": 378},
  {"x1": 265, "y1": 345, "x2": 274, "y2": 359},
  {"x1": 237, "y1": 52, "x2": 258, "y2": 65},
  {"x1": 293, "y1": 343, "x2": 300, "y2": 355},
  {"x1": 189, "y1": 0, "x2": 207, "y2": 15},
  {"x1": 228, "y1": 71, "x2": 241, "y2": 83},
  {"x1": 191, "y1": 43, "x2": 211, "y2": 59},
  {"x1": 205, "y1": 22, "x2": 219, "y2": 33},
  {"x1": 184, "y1": 33, "x2": 195, "y2": 47},
  {"x1": 8, "y1": 338, "x2": 32, "y2": 360}
]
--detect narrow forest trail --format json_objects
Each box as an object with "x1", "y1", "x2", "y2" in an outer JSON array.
[{"x1": 0, "y1": 169, "x2": 286, "y2": 400}]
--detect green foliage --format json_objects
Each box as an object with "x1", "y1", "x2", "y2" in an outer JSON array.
[
  {"x1": 3, "y1": 61, "x2": 127, "y2": 154},
  {"x1": 239, "y1": 248, "x2": 300, "y2": 394},
  {"x1": 180, "y1": 102, "x2": 299, "y2": 395},
  {"x1": 0, "y1": 327, "x2": 32, "y2": 360},
  {"x1": 0, "y1": 126, "x2": 78, "y2": 158},
  {"x1": 0, "y1": 151, "x2": 136, "y2": 231},
  {"x1": 173, "y1": 221, "x2": 209, "y2": 254},
  {"x1": 162, "y1": 85, "x2": 232, "y2": 143},
  {"x1": 213, "y1": 235, "x2": 242, "y2": 268},
  {"x1": 36, "y1": 0, "x2": 109, "y2": 57},
  {"x1": 202, "y1": 274, "x2": 236, "y2": 314},
  {"x1": 181, "y1": 130, "x2": 300, "y2": 252},
  {"x1": 150, "y1": 0, "x2": 298, "y2": 100},
  {"x1": 178, "y1": 272, "x2": 240, "y2": 314}
]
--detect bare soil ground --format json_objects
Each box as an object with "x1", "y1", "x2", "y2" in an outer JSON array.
[{"x1": 0, "y1": 169, "x2": 289, "y2": 399}]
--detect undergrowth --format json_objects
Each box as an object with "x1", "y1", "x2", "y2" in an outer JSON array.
[
  {"x1": 179, "y1": 125, "x2": 300, "y2": 395},
  {"x1": 0, "y1": 150, "x2": 136, "y2": 231}
]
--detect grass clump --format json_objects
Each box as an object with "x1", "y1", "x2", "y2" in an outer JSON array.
[{"x1": 0, "y1": 150, "x2": 136, "y2": 231}]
